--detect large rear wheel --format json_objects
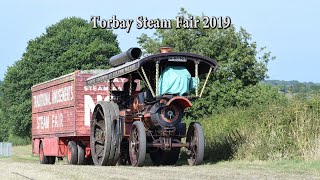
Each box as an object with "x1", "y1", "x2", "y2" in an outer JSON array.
[
  {"x1": 90, "y1": 101, "x2": 121, "y2": 166},
  {"x1": 186, "y1": 122, "x2": 204, "y2": 165},
  {"x1": 129, "y1": 121, "x2": 146, "y2": 167}
]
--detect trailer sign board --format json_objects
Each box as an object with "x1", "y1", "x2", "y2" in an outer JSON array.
[
  {"x1": 31, "y1": 70, "x2": 129, "y2": 158},
  {"x1": 32, "y1": 70, "x2": 126, "y2": 136}
]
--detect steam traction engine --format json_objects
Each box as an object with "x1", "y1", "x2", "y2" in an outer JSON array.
[{"x1": 87, "y1": 47, "x2": 218, "y2": 166}]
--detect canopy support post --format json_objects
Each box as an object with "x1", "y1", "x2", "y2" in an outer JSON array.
[
  {"x1": 195, "y1": 61, "x2": 199, "y2": 97},
  {"x1": 109, "y1": 79, "x2": 113, "y2": 101},
  {"x1": 155, "y1": 61, "x2": 160, "y2": 96},
  {"x1": 129, "y1": 74, "x2": 132, "y2": 96},
  {"x1": 199, "y1": 67, "x2": 212, "y2": 98},
  {"x1": 141, "y1": 67, "x2": 156, "y2": 97}
]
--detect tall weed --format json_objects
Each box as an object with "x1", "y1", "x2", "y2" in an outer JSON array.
[{"x1": 197, "y1": 94, "x2": 320, "y2": 161}]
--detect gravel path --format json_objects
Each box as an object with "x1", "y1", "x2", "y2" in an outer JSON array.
[{"x1": 0, "y1": 159, "x2": 320, "y2": 180}]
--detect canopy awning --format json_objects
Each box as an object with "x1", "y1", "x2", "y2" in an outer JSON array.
[{"x1": 86, "y1": 52, "x2": 218, "y2": 86}]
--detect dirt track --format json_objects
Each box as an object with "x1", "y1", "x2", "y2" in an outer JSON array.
[{"x1": 1, "y1": 159, "x2": 320, "y2": 180}]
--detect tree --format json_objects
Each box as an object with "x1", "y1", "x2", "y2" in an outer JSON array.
[
  {"x1": 138, "y1": 8, "x2": 275, "y2": 116},
  {"x1": 0, "y1": 81, "x2": 6, "y2": 141},
  {"x1": 0, "y1": 17, "x2": 120, "y2": 139}
]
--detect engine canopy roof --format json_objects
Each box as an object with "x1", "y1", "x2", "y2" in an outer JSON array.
[{"x1": 86, "y1": 52, "x2": 218, "y2": 86}]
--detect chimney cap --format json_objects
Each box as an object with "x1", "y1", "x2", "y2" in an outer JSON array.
[{"x1": 159, "y1": 46, "x2": 173, "y2": 53}]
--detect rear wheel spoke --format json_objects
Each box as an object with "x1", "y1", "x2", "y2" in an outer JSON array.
[
  {"x1": 95, "y1": 139, "x2": 105, "y2": 145},
  {"x1": 96, "y1": 147, "x2": 104, "y2": 156},
  {"x1": 94, "y1": 121, "x2": 104, "y2": 130},
  {"x1": 98, "y1": 107, "x2": 104, "y2": 117}
]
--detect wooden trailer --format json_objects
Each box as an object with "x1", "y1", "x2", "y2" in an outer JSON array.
[{"x1": 31, "y1": 70, "x2": 131, "y2": 164}]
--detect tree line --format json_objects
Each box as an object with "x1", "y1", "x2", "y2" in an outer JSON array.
[
  {"x1": 0, "y1": 9, "x2": 275, "y2": 144},
  {"x1": 263, "y1": 80, "x2": 320, "y2": 94}
]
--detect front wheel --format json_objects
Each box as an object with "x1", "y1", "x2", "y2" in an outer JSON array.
[
  {"x1": 129, "y1": 121, "x2": 146, "y2": 167},
  {"x1": 186, "y1": 122, "x2": 204, "y2": 165}
]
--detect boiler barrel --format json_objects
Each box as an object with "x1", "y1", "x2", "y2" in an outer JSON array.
[{"x1": 109, "y1": 47, "x2": 142, "y2": 67}]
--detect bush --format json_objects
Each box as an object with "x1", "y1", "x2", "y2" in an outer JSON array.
[
  {"x1": 7, "y1": 134, "x2": 31, "y2": 146},
  {"x1": 198, "y1": 93, "x2": 320, "y2": 162},
  {"x1": 190, "y1": 83, "x2": 285, "y2": 118}
]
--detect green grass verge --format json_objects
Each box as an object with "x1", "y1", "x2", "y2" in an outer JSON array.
[{"x1": 0, "y1": 144, "x2": 37, "y2": 163}]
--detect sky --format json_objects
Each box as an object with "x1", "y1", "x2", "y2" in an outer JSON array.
[{"x1": 0, "y1": 0, "x2": 319, "y2": 82}]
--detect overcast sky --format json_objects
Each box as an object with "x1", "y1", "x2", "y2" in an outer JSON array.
[{"x1": 0, "y1": 0, "x2": 319, "y2": 82}]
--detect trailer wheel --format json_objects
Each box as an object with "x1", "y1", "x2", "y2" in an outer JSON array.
[
  {"x1": 150, "y1": 148, "x2": 180, "y2": 166},
  {"x1": 39, "y1": 142, "x2": 49, "y2": 164},
  {"x1": 48, "y1": 156, "x2": 56, "y2": 164},
  {"x1": 90, "y1": 101, "x2": 121, "y2": 166},
  {"x1": 77, "y1": 143, "x2": 85, "y2": 165},
  {"x1": 186, "y1": 122, "x2": 204, "y2": 165},
  {"x1": 67, "y1": 141, "x2": 78, "y2": 165},
  {"x1": 129, "y1": 121, "x2": 146, "y2": 167}
]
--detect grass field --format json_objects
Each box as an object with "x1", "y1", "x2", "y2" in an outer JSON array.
[{"x1": 0, "y1": 145, "x2": 320, "y2": 180}]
